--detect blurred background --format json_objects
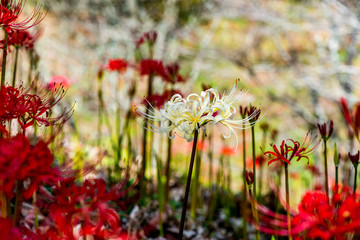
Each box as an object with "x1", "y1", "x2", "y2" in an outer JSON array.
[{"x1": 20, "y1": 0, "x2": 360, "y2": 210}]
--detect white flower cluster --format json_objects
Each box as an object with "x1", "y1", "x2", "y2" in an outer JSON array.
[{"x1": 136, "y1": 84, "x2": 260, "y2": 149}]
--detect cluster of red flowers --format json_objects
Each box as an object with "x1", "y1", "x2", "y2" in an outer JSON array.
[
  {"x1": 255, "y1": 186, "x2": 360, "y2": 239},
  {"x1": 0, "y1": 134, "x2": 58, "y2": 199},
  {"x1": 0, "y1": 0, "x2": 44, "y2": 51},
  {"x1": 44, "y1": 178, "x2": 127, "y2": 239},
  {"x1": 0, "y1": 85, "x2": 73, "y2": 132}
]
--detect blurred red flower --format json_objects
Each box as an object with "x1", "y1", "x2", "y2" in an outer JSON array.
[
  {"x1": 7, "y1": 29, "x2": 40, "y2": 49},
  {"x1": 47, "y1": 178, "x2": 126, "y2": 239},
  {"x1": 339, "y1": 97, "x2": 360, "y2": 140},
  {"x1": 106, "y1": 59, "x2": 128, "y2": 72},
  {"x1": 140, "y1": 59, "x2": 165, "y2": 76},
  {"x1": 161, "y1": 63, "x2": 186, "y2": 84},
  {"x1": 0, "y1": 134, "x2": 60, "y2": 199},
  {"x1": 136, "y1": 30, "x2": 157, "y2": 48},
  {"x1": 47, "y1": 75, "x2": 71, "y2": 91}
]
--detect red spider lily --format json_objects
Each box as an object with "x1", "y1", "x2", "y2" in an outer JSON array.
[
  {"x1": 239, "y1": 105, "x2": 248, "y2": 118},
  {"x1": 265, "y1": 133, "x2": 320, "y2": 165},
  {"x1": 317, "y1": 120, "x2": 333, "y2": 141},
  {"x1": 46, "y1": 178, "x2": 130, "y2": 239},
  {"x1": 248, "y1": 105, "x2": 261, "y2": 123},
  {"x1": 246, "y1": 170, "x2": 254, "y2": 185},
  {"x1": 140, "y1": 59, "x2": 165, "y2": 76},
  {"x1": 253, "y1": 185, "x2": 360, "y2": 239},
  {"x1": 136, "y1": 30, "x2": 157, "y2": 48},
  {"x1": 339, "y1": 97, "x2": 360, "y2": 140},
  {"x1": 161, "y1": 63, "x2": 186, "y2": 84},
  {"x1": 47, "y1": 75, "x2": 71, "y2": 91},
  {"x1": 0, "y1": 85, "x2": 73, "y2": 130},
  {"x1": 0, "y1": 0, "x2": 45, "y2": 33},
  {"x1": 348, "y1": 151, "x2": 360, "y2": 166},
  {"x1": 7, "y1": 28, "x2": 40, "y2": 49},
  {"x1": 106, "y1": 58, "x2": 128, "y2": 72},
  {"x1": 0, "y1": 134, "x2": 60, "y2": 199}
]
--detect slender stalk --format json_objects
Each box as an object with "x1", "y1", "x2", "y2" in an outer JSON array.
[
  {"x1": 191, "y1": 132, "x2": 204, "y2": 218},
  {"x1": 0, "y1": 183, "x2": 6, "y2": 217},
  {"x1": 27, "y1": 49, "x2": 34, "y2": 86},
  {"x1": 354, "y1": 165, "x2": 358, "y2": 195},
  {"x1": 140, "y1": 74, "x2": 154, "y2": 199},
  {"x1": 284, "y1": 163, "x2": 292, "y2": 240},
  {"x1": 335, "y1": 166, "x2": 339, "y2": 190},
  {"x1": 251, "y1": 126, "x2": 256, "y2": 199},
  {"x1": 165, "y1": 133, "x2": 172, "y2": 203},
  {"x1": 33, "y1": 192, "x2": 38, "y2": 230},
  {"x1": 1, "y1": 31, "x2": 8, "y2": 87},
  {"x1": 114, "y1": 79, "x2": 121, "y2": 177},
  {"x1": 242, "y1": 128, "x2": 248, "y2": 240},
  {"x1": 208, "y1": 131, "x2": 213, "y2": 186},
  {"x1": 13, "y1": 181, "x2": 23, "y2": 225},
  {"x1": 178, "y1": 128, "x2": 199, "y2": 240},
  {"x1": 323, "y1": 140, "x2": 329, "y2": 201},
  {"x1": 12, "y1": 47, "x2": 19, "y2": 87},
  {"x1": 248, "y1": 188, "x2": 260, "y2": 240}
]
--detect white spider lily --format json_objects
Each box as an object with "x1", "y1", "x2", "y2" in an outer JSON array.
[{"x1": 135, "y1": 84, "x2": 260, "y2": 150}]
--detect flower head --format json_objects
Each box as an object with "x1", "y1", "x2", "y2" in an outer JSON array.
[
  {"x1": 0, "y1": 85, "x2": 73, "y2": 131},
  {"x1": 0, "y1": 0, "x2": 45, "y2": 33},
  {"x1": 161, "y1": 62, "x2": 186, "y2": 84},
  {"x1": 139, "y1": 59, "x2": 165, "y2": 76},
  {"x1": 7, "y1": 28, "x2": 40, "y2": 49},
  {"x1": 47, "y1": 75, "x2": 71, "y2": 91},
  {"x1": 135, "y1": 83, "x2": 260, "y2": 149},
  {"x1": 339, "y1": 97, "x2": 360, "y2": 140},
  {"x1": 0, "y1": 134, "x2": 60, "y2": 199},
  {"x1": 317, "y1": 120, "x2": 333, "y2": 141},
  {"x1": 348, "y1": 151, "x2": 360, "y2": 167},
  {"x1": 265, "y1": 133, "x2": 320, "y2": 166},
  {"x1": 136, "y1": 30, "x2": 157, "y2": 48},
  {"x1": 47, "y1": 178, "x2": 128, "y2": 239},
  {"x1": 106, "y1": 58, "x2": 127, "y2": 72},
  {"x1": 245, "y1": 170, "x2": 254, "y2": 185}
]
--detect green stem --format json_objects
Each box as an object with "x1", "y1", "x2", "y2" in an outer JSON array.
[
  {"x1": 178, "y1": 128, "x2": 199, "y2": 240},
  {"x1": 323, "y1": 140, "x2": 329, "y2": 201},
  {"x1": 11, "y1": 47, "x2": 19, "y2": 87},
  {"x1": 191, "y1": 132, "x2": 204, "y2": 218},
  {"x1": 27, "y1": 50, "x2": 33, "y2": 86},
  {"x1": 249, "y1": 189, "x2": 260, "y2": 240},
  {"x1": 354, "y1": 165, "x2": 358, "y2": 195},
  {"x1": 140, "y1": 74, "x2": 153, "y2": 201},
  {"x1": 165, "y1": 132, "x2": 172, "y2": 203},
  {"x1": 1, "y1": 31, "x2": 8, "y2": 87},
  {"x1": 13, "y1": 181, "x2": 23, "y2": 225},
  {"x1": 335, "y1": 166, "x2": 338, "y2": 191},
  {"x1": 251, "y1": 126, "x2": 256, "y2": 200},
  {"x1": 285, "y1": 163, "x2": 292, "y2": 240},
  {"x1": 242, "y1": 128, "x2": 248, "y2": 240},
  {"x1": 114, "y1": 80, "x2": 121, "y2": 178}
]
